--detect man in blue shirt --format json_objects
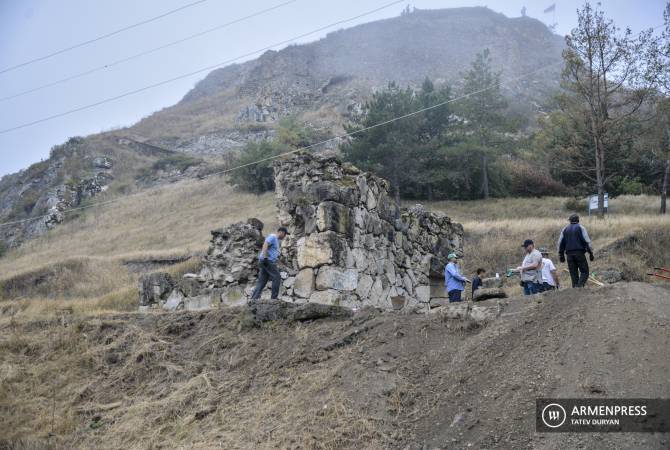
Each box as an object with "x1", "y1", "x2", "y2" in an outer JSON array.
[
  {"x1": 445, "y1": 253, "x2": 470, "y2": 303},
  {"x1": 250, "y1": 227, "x2": 288, "y2": 300}
]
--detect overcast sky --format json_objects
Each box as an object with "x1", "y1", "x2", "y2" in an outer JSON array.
[{"x1": 0, "y1": 0, "x2": 666, "y2": 177}]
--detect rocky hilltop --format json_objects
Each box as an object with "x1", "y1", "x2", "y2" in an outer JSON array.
[{"x1": 131, "y1": 7, "x2": 564, "y2": 153}]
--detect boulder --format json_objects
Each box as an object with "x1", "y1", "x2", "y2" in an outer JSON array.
[
  {"x1": 249, "y1": 299, "x2": 353, "y2": 323},
  {"x1": 481, "y1": 277, "x2": 504, "y2": 289},
  {"x1": 473, "y1": 288, "x2": 507, "y2": 302}
]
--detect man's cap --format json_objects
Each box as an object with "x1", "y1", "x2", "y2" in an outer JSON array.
[
  {"x1": 539, "y1": 247, "x2": 549, "y2": 255},
  {"x1": 522, "y1": 239, "x2": 534, "y2": 248},
  {"x1": 277, "y1": 226, "x2": 289, "y2": 234},
  {"x1": 569, "y1": 214, "x2": 580, "y2": 223},
  {"x1": 447, "y1": 252, "x2": 458, "y2": 260}
]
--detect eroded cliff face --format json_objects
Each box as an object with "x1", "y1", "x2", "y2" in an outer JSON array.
[
  {"x1": 140, "y1": 153, "x2": 463, "y2": 312},
  {"x1": 0, "y1": 137, "x2": 113, "y2": 248}
]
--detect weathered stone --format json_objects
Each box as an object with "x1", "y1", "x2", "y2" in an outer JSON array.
[
  {"x1": 315, "y1": 266, "x2": 357, "y2": 291},
  {"x1": 184, "y1": 295, "x2": 214, "y2": 311},
  {"x1": 473, "y1": 288, "x2": 507, "y2": 302},
  {"x1": 439, "y1": 303, "x2": 470, "y2": 319},
  {"x1": 162, "y1": 289, "x2": 184, "y2": 311},
  {"x1": 293, "y1": 268, "x2": 315, "y2": 298},
  {"x1": 249, "y1": 299, "x2": 353, "y2": 323},
  {"x1": 296, "y1": 231, "x2": 346, "y2": 268},
  {"x1": 415, "y1": 285, "x2": 431, "y2": 303},
  {"x1": 470, "y1": 304, "x2": 502, "y2": 322},
  {"x1": 356, "y1": 274, "x2": 374, "y2": 298},
  {"x1": 139, "y1": 272, "x2": 175, "y2": 307},
  {"x1": 309, "y1": 289, "x2": 344, "y2": 306},
  {"x1": 316, "y1": 201, "x2": 353, "y2": 237},
  {"x1": 481, "y1": 277, "x2": 504, "y2": 289}
]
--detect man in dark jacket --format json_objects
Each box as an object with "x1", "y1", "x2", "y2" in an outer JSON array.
[{"x1": 557, "y1": 214, "x2": 594, "y2": 288}]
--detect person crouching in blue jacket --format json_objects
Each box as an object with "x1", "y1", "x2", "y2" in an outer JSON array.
[{"x1": 445, "y1": 253, "x2": 470, "y2": 303}]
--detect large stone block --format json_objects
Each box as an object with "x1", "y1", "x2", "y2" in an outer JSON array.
[
  {"x1": 356, "y1": 274, "x2": 374, "y2": 298},
  {"x1": 308, "y1": 289, "x2": 344, "y2": 306},
  {"x1": 316, "y1": 201, "x2": 353, "y2": 237},
  {"x1": 315, "y1": 266, "x2": 357, "y2": 291},
  {"x1": 473, "y1": 288, "x2": 507, "y2": 302},
  {"x1": 296, "y1": 232, "x2": 346, "y2": 268},
  {"x1": 293, "y1": 268, "x2": 315, "y2": 298}
]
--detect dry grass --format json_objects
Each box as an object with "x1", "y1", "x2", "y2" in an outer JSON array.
[
  {"x1": 1, "y1": 186, "x2": 668, "y2": 323},
  {"x1": 422, "y1": 196, "x2": 670, "y2": 283}
]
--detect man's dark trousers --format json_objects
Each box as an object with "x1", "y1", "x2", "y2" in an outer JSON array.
[
  {"x1": 251, "y1": 259, "x2": 281, "y2": 300},
  {"x1": 566, "y1": 251, "x2": 589, "y2": 288},
  {"x1": 448, "y1": 290, "x2": 462, "y2": 303}
]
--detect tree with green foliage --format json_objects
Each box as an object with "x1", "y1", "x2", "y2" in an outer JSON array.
[
  {"x1": 342, "y1": 79, "x2": 452, "y2": 203},
  {"x1": 230, "y1": 118, "x2": 332, "y2": 194},
  {"x1": 451, "y1": 49, "x2": 514, "y2": 199}
]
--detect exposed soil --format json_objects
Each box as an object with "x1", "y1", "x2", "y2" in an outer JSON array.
[{"x1": 1, "y1": 282, "x2": 669, "y2": 449}]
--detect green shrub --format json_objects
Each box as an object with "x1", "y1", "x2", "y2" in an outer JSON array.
[{"x1": 0, "y1": 241, "x2": 7, "y2": 258}]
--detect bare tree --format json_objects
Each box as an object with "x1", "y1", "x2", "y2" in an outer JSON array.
[{"x1": 561, "y1": 2, "x2": 659, "y2": 217}]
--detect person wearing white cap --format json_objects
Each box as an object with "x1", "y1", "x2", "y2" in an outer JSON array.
[{"x1": 539, "y1": 247, "x2": 560, "y2": 291}]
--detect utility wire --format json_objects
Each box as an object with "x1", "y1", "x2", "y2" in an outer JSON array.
[
  {"x1": 0, "y1": 0, "x2": 403, "y2": 134},
  {"x1": 0, "y1": 0, "x2": 209, "y2": 75},
  {"x1": 0, "y1": 58, "x2": 564, "y2": 228},
  {"x1": 0, "y1": 0, "x2": 298, "y2": 103}
]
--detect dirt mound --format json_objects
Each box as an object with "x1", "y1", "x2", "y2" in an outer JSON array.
[{"x1": 1, "y1": 282, "x2": 669, "y2": 449}]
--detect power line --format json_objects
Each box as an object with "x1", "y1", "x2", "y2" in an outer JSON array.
[
  {"x1": 0, "y1": 0, "x2": 404, "y2": 134},
  {"x1": 0, "y1": 0, "x2": 210, "y2": 75},
  {"x1": 0, "y1": 59, "x2": 563, "y2": 229},
  {"x1": 0, "y1": 0, "x2": 299, "y2": 103}
]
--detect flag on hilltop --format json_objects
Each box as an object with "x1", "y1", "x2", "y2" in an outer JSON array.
[{"x1": 544, "y1": 3, "x2": 556, "y2": 13}]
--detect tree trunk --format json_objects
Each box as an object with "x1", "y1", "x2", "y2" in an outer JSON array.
[
  {"x1": 661, "y1": 158, "x2": 669, "y2": 215},
  {"x1": 591, "y1": 122, "x2": 606, "y2": 218},
  {"x1": 481, "y1": 154, "x2": 490, "y2": 200},
  {"x1": 427, "y1": 184, "x2": 434, "y2": 202}
]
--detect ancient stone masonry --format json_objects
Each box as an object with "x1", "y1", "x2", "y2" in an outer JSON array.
[
  {"x1": 139, "y1": 153, "x2": 464, "y2": 312},
  {"x1": 273, "y1": 153, "x2": 463, "y2": 311}
]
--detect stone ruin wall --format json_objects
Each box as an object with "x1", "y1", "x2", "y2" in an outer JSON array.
[
  {"x1": 139, "y1": 153, "x2": 464, "y2": 312},
  {"x1": 273, "y1": 153, "x2": 463, "y2": 310}
]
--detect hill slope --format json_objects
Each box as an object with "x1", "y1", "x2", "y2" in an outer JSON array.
[
  {"x1": 2, "y1": 282, "x2": 669, "y2": 448},
  {"x1": 0, "y1": 7, "x2": 564, "y2": 248},
  {"x1": 132, "y1": 7, "x2": 564, "y2": 152}
]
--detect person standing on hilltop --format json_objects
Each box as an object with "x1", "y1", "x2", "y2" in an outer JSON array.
[
  {"x1": 557, "y1": 214, "x2": 594, "y2": 288},
  {"x1": 250, "y1": 227, "x2": 288, "y2": 301},
  {"x1": 445, "y1": 253, "x2": 470, "y2": 303},
  {"x1": 539, "y1": 248, "x2": 560, "y2": 291},
  {"x1": 513, "y1": 239, "x2": 543, "y2": 295}
]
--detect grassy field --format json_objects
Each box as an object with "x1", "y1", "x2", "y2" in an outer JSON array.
[{"x1": 0, "y1": 178, "x2": 668, "y2": 321}]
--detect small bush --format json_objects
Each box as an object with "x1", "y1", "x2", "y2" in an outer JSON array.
[
  {"x1": 506, "y1": 160, "x2": 568, "y2": 197},
  {"x1": 151, "y1": 154, "x2": 200, "y2": 173},
  {"x1": 0, "y1": 241, "x2": 7, "y2": 258}
]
